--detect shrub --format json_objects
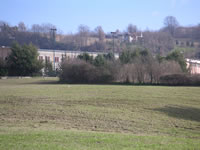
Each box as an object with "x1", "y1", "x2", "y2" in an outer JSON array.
[
  {"x1": 166, "y1": 50, "x2": 187, "y2": 72},
  {"x1": 59, "y1": 59, "x2": 115, "y2": 84},
  {"x1": 60, "y1": 49, "x2": 192, "y2": 85},
  {"x1": 93, "y1": 55, "x2": 106, "y2": 67},
  {"x1": 59, "y1": 59, "x2": 95, "y2": 83},
  {"x1": 0, "y1": 59, "x2": 8, "y2": 76},
  {"x1": 160, "y1": 74, "x2": 200, "y2": 85}
]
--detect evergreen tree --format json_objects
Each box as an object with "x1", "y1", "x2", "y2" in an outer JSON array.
[
  {"x1": 94, "y1": 54, "x2": 106, "y2": 67},
  {"x1": 78, "y1": 52, "x2": 93, "y2": 63},
  {"x1": 8, "y1": 43, "x2": 43, "y2": 76}
]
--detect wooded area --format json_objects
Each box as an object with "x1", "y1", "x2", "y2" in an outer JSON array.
[{"x1": 0, "y1": 16, "x2": 200, "y2": 58}]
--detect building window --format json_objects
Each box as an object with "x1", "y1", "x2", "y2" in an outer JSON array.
[
  {"x1": 45, "y1": 56, "x2": 50, "y2": 62},
  {"x1": 39, "y1": 56, "x2": 43, "y2": 61},
  {"x1": 55, "y1": 57, "x2": 59, "y2": 62}
]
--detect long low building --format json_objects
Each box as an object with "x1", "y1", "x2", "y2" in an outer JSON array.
[
  {"x1": 0, "y1": 47, "x2": 119, "y2": 70},
  {"x1": 38, "y1": 49, "x2": 119, "y2": 70}
]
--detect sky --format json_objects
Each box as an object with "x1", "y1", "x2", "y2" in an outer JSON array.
[{"x1": 0, "y1": 0, "x2": 199, "y2": 33}]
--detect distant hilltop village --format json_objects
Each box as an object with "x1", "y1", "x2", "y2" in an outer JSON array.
[
  {"x1": 55, "y1": 30, "x2": 144, "y2": 46},
  {"x1": 0, "y1": 19, "x2": 200, "y2": 56}
]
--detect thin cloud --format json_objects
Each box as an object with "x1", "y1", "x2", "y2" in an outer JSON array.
[
  {"x1": 152, "y1": 11, "x2": 160, "y2": 17},
  {"x1": 170, "y1": 0, "x2": 177, "y2": 8},
  {"x1": 170, "y1": 0, "x2": 190, "y2": 8},
  {"x1": 180, "y1": 0, "x2": 190, "y2": 5}
]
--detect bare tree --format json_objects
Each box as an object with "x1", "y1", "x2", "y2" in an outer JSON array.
[
  {"x1": 163, "y1": 16, "x2": 179, "y2": 36},
  {"x1": 143, "y1": 31, "x2": 174, "y2": 55},
  {"x1": 31, "y1": 23, "x2": 56, "y2": 34},
  {"x1": 133, "y1": 58, "x2": 147, "y2": 84},
  {"x1": 160, "y1": 60, "x2": 182, "y2": 75},
  {"x1": 95, "y1": 26, "x2": 105, "y2": 41},
  {"x1": 127, "y1": 24, "x2": 137, "y2": 33},
  {"x1": 42, "y1": 23, "x2": 56, "y2": 33},
  {"x1": 31, "y1": 24, "x2": 39, "y2": 33},
  {"x1": 117, "y1": 64, "x2": 135, "y2": 83},
  {"x1": 77, "y1": 25, "x2": 90, "y2": 47},
  {"x1": 18, "y1": 22, "x2": 26, "y2": 32},
  {"x1": 0, "y1": 21, "x2": 10, "y2": 33}
]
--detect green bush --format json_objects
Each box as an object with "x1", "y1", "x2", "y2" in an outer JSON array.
[
  {"x1": 59, "y1": 59, "x2": 115, "y2": 84},
  {"x1": 160, "y1": 74, "x2": 200, "y2": 85}
]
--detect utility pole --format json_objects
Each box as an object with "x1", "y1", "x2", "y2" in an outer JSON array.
[
  {"x1": 111, "y1": 32, "x2": 116, "y2": 52},
  {"x1": 50, "y1": 28, "x2": 57, "y2": 71},
  {"x1": 50, "y1": 28, "x2": 57, "y2": 43}
]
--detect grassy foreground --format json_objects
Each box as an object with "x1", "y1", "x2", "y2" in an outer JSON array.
[{"x1": 0, "y1": 78, "x2": 200, "y2": 150}]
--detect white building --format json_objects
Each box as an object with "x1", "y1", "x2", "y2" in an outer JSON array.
[
  {"x1": 124, "y1": 32, "x2": 143, "y2": 43},
  {"x1": 38, "y1": 49, "x2": 119, "y2": 70},
  {"x1": 186, "y1": 58, "x2": 200, "y2": 74}
]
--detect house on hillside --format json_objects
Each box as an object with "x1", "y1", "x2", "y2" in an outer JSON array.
[{"x1": 124, "y1": 32, "x2": 143, "y2": 43}]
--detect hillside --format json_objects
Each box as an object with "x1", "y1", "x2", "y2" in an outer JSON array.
[{"x1": 0, "y1": 21, "x2": 200, "y2": 57}]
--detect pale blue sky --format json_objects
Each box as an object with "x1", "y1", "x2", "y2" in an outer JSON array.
[{"x1": 0, "y1": 0, "x2": 199, "y2": 33}]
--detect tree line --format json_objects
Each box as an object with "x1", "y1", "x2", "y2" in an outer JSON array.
[
  {"x1": 59, "y1": 46, "x2": 199, "y2": 85},
  {"x1": 1, "y1": 43, "x2": 200, "y2": 85}
]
